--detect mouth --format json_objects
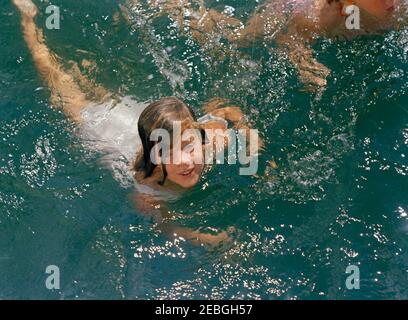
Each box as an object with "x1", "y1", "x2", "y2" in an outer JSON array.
[
  {"x1": 386, "y1": 5, "x2": 395, "y2": 12},
  {"x1": 179, "y1": 167, "x2": 195, "y2": 177}
]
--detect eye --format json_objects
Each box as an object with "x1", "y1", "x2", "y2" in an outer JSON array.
[{"x1": 183, "y1": 143, "x2": 195, "y2": 153}]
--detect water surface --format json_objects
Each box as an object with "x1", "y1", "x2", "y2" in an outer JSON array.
[{"x1": 0, "y1": 0, "x2": 407, "y2": 299}]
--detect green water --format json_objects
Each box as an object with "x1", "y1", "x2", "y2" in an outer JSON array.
[{"x1": 0, "y1": 0, "x2": 407, "y2": 299}]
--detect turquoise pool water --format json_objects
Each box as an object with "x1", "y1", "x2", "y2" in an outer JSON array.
[{"x1": 0, "y1": 0, "x2": 407, "y2": 299}]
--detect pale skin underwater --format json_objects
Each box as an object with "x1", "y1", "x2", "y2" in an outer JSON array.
[{"x1": 121, "y1": 0, "x2": 406, "y2": 92}]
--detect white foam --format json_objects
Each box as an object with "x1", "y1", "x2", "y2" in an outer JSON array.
[{"x1": 80, "y1": 96, "x2": 146, "y2": 163}]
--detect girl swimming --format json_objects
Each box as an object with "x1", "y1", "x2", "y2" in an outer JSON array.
[{"x1": 12, "y1": 0, "x2": 261, "y2": 246}]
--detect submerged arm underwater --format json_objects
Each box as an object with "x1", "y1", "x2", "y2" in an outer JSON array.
[{"x1": 134, "y1": 192, "x2": 231, "y2": 246}]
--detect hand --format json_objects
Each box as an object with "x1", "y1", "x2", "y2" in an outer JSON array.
[
  {"x1": 12, "y1": 0, "x2": 38, "y2": 19},
  {"x1": 202, "y1": 98, "x2": 231, "y2": 114},
  {"x1": 288, "y1": 44, "x2": 331, "y2": 93},
  {"x1": 191, "y1": 227, "x2": 236, "y2": 246},
  {"x1": 263, "y1": 159, "x2": 279, "y2": 181},
  {"x1": 296, "y1": 56, "x2": 331, "y2": 93}
]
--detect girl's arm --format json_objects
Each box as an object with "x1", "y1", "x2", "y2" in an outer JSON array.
[
  {"x1": 135, "y1": 192, "x2": 231, "y2": 246},
  {"x1": 203, "y1": 98, "x2": 265, "y2": 155},
  {"x1": 13, "y1": 0, "x2": 109, "y2": 122}
]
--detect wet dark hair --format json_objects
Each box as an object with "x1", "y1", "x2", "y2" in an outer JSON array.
[{"x1": 133, "y1": 96, "x2": 202, "y2": 185}]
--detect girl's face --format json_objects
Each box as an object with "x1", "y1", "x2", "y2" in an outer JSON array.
[
  {"x1": 356, "y1": 0, "x2": 398, "y2": 20},
  {"x1": 163, "y1": 133, "x2": 204, "y2": 189}
]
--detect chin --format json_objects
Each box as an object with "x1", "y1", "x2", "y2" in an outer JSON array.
[
  {"x1": 178, "y1": 178, "x2": 199, "y2": 189},
  {"x1": 172, "y1": 173, "x2": 200, "y2": 189}
]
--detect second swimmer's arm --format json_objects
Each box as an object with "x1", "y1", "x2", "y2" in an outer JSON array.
[{"x1": 276, "y1": 15, "x2": 331, "y2": 92}]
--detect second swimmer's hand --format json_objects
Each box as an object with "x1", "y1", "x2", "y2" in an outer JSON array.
[
  {"x1": 287, "y1": 43, "x2": 331, "y2": 93},
  {"x1": 296, "y1": 56, "x2": 331, "y2": 93}
]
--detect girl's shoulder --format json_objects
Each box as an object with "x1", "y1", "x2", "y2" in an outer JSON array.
[
  {"x1": 134, "y1": 169, "x2": 181, "y2": 201},
  {"x1": 135, "y1": 179, "x2": 180, "y2": 202}
]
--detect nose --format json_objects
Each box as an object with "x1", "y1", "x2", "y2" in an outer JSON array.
[{"x1": 180, "y1": 150, "x2": 194, "y2": 168}]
